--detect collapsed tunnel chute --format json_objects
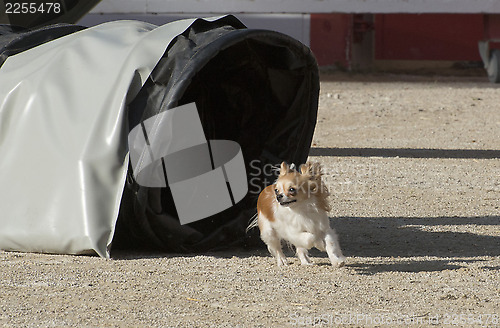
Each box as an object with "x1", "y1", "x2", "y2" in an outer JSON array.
[{"x1": 0, "y1": 16, "x2": 319, "y2": 257}]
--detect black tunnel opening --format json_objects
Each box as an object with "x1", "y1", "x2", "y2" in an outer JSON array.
[{"x1": 113, "y1": 17, "x2": 320, "y2": 253}]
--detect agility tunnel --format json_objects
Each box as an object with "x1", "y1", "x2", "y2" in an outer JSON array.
[{"x1": 0, "y1": 16, "x2": 319, "y2": 257}]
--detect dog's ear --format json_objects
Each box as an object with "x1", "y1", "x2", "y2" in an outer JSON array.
[
  {"x1": 311, "y1": 162, "x2": 324, "y2": 179},
  {"x1": 279, "y1": 161, "x2": 290, "y2": 176},
  {"x1": 300, "y1": 162, "x2": 312, "y2": 176},
  {"x1": 302, "y1": 162, "x2": 328, "y2": 195},
  {"x1": 301, "y1": 162, "x2": 323, "y2": 180}
]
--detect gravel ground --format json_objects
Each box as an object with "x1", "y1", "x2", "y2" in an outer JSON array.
[{"x1": 1, "y1": 73, "x2": 499, "y2": 327}]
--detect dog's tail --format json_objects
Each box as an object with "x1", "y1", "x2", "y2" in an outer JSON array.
[{"x1": 245, "y1": 213, "x2": 259, "y2": 233}]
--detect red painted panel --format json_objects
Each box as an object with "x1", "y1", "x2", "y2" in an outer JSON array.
[
  {"x1": 484, "y1": 14, "x2": 500, "y2": 39},
  {"x1": 375, "y1": 14, "x2": 483, "y2": 61},
  {"x1": 310, "y1": 13, "x2": 351, "y2": 67}
]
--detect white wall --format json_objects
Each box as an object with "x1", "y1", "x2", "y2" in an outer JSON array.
[{"x1": 87, "y1": 0, "x2": 500, "y2": 14}]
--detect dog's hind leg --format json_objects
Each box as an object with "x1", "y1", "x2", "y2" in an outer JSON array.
[
  {"x1": 296, "y1": 247, "x2": 313, "y2": 265},
  {"x1": 259, "y1": 218, "x2": 288, "y2": 266},
  {"x1": 265, "y1": 233, "x2": 288, "y2": 266}
]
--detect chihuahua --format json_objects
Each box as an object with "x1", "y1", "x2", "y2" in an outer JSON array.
[{"x1": 249, "y1": 162, "x2": 346, "y2": 267}]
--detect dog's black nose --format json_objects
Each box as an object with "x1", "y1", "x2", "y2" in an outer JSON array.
[{"x1": 276, "y1": 194, "x2": 283, "y2": 202}]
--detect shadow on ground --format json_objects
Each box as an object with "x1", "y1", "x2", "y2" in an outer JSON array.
[
  {"x1": 333, "y1": 216, "x2": 500, "y2": 258},
  {"x1": 113, "y1": 216, "x2": 499, "y2": 275},
  {"x1": 347, "y1": 259, "x2": 465, "y2": 275}
]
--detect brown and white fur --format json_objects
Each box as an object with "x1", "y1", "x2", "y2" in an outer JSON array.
[{"x1": 249, "y1": 162, "x2": 346, "y2": 267}]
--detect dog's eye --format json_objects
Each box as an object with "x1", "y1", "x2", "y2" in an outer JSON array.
[
  {"x1": 288, "y1": 187, "x2": 297, "y2": 195},
  {"x1": 274, "y1": 189, "x2": 279, "y2": 195}
]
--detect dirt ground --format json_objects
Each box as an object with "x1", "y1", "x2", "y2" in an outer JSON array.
[{"x1": 1, "y1": 72, "x2": 499, "y2": 327}]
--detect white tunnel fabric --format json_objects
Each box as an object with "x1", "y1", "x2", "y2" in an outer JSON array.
[{"x1": 0, "y1": 18, "x2": 215, "y2": 258}]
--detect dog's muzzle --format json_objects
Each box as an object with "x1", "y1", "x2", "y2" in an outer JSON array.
[{"x1": 276, "y1": 194, "x2": 297, "y2": 206}]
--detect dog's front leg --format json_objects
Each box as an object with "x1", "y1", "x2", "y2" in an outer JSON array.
[{"x1": 324, "y1": 229, "x2": 346, "y2": 267}]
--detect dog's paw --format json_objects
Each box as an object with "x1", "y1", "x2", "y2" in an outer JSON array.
[
  {"x1": 333, "y1": 261, "x2": 345, "y2": 268},
  {"x1": 276, "y1": 255, "x2": 288, "y2": 266},
  {"x1": 331, "y1": 257, "x2": 346, "y2": 268}
]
